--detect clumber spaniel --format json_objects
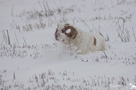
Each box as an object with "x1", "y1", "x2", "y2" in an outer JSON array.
[{"x1": 55, "y1": 23, "x2": 107, "y2": 54}]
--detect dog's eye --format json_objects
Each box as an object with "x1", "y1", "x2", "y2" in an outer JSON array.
[{"x1": 61, "y1": 29, "x2": 65, "y2": 33}]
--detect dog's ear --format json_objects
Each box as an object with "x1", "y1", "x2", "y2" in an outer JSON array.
[
  {"x1": 69, "y1": 26, "x2": 78, "y2": 39},
  {"x1": 61, "y1": 24, "x2": 78, "y2": 39}
]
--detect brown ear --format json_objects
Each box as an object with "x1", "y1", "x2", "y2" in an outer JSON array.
[
  {"x1": 94, "y1": 37, "x2": 97, "y2": 46},
  {"x1": 69, "y1": 26, "x2": 78, "y2": 39},
  {"x1": 62, "y1": 25, "x2": 78, "y2": 39}
]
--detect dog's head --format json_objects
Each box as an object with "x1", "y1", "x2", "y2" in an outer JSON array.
[{"x1": 55, "y1": 23, "x2": 78, "y2": 42}]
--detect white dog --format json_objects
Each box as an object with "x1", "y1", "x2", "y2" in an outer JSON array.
[{"x1": 55, "y1": 23, "x2": 107, "y2": 54}]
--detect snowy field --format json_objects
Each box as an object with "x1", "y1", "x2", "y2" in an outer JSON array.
[{"x1": 0, "y1": 0, "x2": 136, "y2": 90}]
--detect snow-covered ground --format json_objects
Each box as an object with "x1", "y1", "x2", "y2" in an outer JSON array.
[{"x1": 0, "y1": 0, "x2": 136, "y2": 90}]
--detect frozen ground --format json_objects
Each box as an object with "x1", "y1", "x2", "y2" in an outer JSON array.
[{"x1": 0, "y1": 0, "x2": 136, "y2": 90}]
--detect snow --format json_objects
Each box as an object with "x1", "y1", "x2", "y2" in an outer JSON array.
[
  {"x1": 66, "y1": 29, "x2": 71, "y2": 34},
  {"x1": 0, "y1": 0, "x2": 136, "y2": 90}
]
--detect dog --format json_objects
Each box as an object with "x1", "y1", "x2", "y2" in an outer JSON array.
[{"x1": 55, "y1": 23, "x2": 107, "y2": 54}]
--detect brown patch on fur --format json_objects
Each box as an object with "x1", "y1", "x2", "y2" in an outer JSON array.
[
  {"x1": 94, "y1": 37, "x2": 96, "y2": 46},
  {"x1": 61, "y1": 24, "x2": 78, "y2": 39}
]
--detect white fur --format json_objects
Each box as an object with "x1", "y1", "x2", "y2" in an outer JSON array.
[{"x1": 56, "y1": 23, "x2": 107, "y2": 54}]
